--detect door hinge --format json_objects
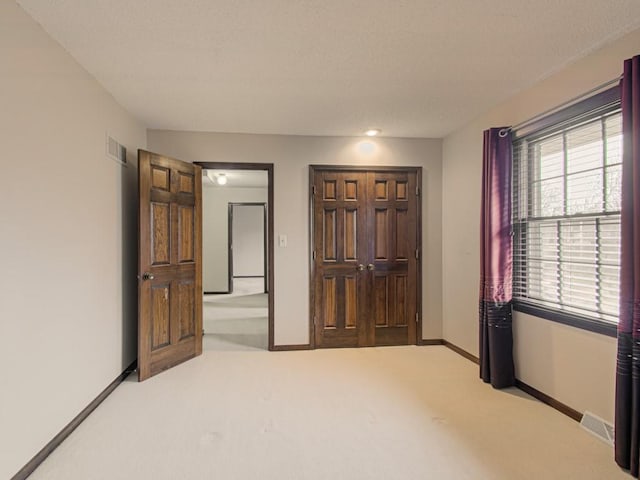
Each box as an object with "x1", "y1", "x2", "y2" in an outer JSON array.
[
  {"x1": 416, "y1": 313, "x2": 419, "y2": 323},
  {"x1": 312, "y1": 250, "x2": 316, "y2": 260},
  {"x1": 415, "y1": 248, "x2": 419, "y2": 260},
  {"x1": 416, "y1": 186, "x2": 420, "y2": 196},
  {"x1": 312, "y1": 185, "x2": 316, "y2": 196}
]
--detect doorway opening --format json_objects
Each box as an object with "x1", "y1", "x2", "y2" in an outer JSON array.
[
  {"x1": 228, "y1": 202, "x2": 268, "y2": 294},
  {"x1": 196, "y1": 162, "x2": 274, "y2": 351}
]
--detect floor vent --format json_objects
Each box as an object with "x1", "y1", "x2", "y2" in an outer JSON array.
[
  {"x1": 580, "y1": 411, "x2": 614, "y2": 447},
  {"x1": 106, "y1": 133, "x2": 127, "y2": 166}
]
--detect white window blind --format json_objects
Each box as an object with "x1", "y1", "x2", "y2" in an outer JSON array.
[{"x1": 512, "y1": 109, "x2": 622, "y2": 324}]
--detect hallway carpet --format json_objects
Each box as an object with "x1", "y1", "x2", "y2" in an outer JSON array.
[
  {"x1": 203, "y1": 277, "x2": 268, "y2": 351},
  {"x1": 28, "y1": 346, "x2": 623, "y2": 479}
]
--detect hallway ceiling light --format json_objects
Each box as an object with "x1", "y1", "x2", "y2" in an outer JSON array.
[{"x1": 365, "y1": 129, "x2": 381, "y2": 137}]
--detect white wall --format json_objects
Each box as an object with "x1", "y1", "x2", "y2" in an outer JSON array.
[
  {"x1": 442, "y1": 27, "x2": 640, "y2": 423},
  {"x1": 0, "y1": 3, "x2": 146, "y2": 478},
  {"x1": 232, "y1": 204, "x2": 265, "y2": 278},
  {"x1": 148, "y1": 132, "x2": 443, "y2": 345},
  {"x1": 202, "y1": 186, "x2": 267, "y2": 292}
]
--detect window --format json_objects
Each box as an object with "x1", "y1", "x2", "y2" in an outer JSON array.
[{"x1": 512, "y1": 88, "x2": 621, "y2": 336}]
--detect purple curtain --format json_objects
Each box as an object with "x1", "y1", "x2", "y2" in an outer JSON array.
[
  {"x1": 479, "y1": 128, "x2": 515, "y2": 389},
  {"x1": 615, "y1": 54, "x2": 640, "y2": 476}
]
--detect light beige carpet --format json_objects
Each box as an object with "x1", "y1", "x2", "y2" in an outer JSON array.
[{"x1": 27, "y1": 345, "x2": 624, "y2": 479}]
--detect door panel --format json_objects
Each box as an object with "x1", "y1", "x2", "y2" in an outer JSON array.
[
  {"x1": 369, "y1": 171, "x2": 418, "y2": 346},
  {"x1": 139, "y1": 150, "x2": 202, "y2": 381},
  {"x1": 313, "y1": 172, "x2": 369, "y2": 348},
  {"x1": 311, "y1": 167, "x2": 419, "y2": 348},
  {"x1": 178, "y1": 206, "x2": 195, "y2": 263},
  {"x1": 177, "y1": 280, "x2": 196, "y2": 340},
  {"x1": 151, "y1": 284, "x2": 170, "y2": 349},
  {"x1": 151, "y1": 202, "x2": 171, "y2": 265}
]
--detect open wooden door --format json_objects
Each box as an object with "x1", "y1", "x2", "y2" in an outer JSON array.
[{"x1": 138, "y1": 150, "x2": 202, "y2": 381}]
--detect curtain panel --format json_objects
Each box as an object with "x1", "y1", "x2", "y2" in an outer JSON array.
[
  {"x1": 615, "y1": 54, "x2": 640, "y2": 477},
  {"x1": 479, "y1": 128, "x2": 515, "y2": 389}
]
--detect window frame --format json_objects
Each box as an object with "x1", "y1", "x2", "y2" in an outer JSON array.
[{"x1": 511, "y1": 86, "x2": 620, "y2": 338}]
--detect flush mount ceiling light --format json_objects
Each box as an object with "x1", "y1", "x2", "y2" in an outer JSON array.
[
  {"x1": 216, "y1": 173, "x2": 228, "y2": 185},
  {"x1": 365, "y1": 129, "x2": 381, "y2": 137}
]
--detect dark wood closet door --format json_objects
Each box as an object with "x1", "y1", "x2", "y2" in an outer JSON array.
[
  {"x1": 312, "y1": 171, "x2": 369, "y2": 348},
  {"x1": 311, "y1": 167, "x2": 420, "y2": 348},
  {"x1": 367, "y1": 171, "x2": 418, "y2": 346},
  {"x1": 138, "y1": 150, "x2": 203, "y2": 381}
]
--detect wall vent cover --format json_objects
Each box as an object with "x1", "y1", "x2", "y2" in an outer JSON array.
[
  {"x1": 106, "y1": 133, "x2": 127, "y2": 166},
  {"x1": 580, "y1": 411, "x2": 614, "y2": 447}
]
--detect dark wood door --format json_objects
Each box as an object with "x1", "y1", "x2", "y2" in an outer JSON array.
[
  {"x1": 311, "y1": 167, "x2": 420, "y2": 348},
  {"x1": 138, "y1": 150, "x2": 203, "y2": 381},
  {"x1": 367, "y1": 171, "x2": 418, "y2": 346},
  {"x1": 312, "y1": 171, "x2": 369, "y2": 347}
]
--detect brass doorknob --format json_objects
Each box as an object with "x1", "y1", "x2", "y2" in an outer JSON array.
[
  {"x1": 356, "y1": 264, "x2": 365, "y2": 271},
  {"x1": 142, "y1": 272, "x2": 155, "y2": 281},
  {"x1": 367, "y1": 264, "x2": 375, "y2": 271}
]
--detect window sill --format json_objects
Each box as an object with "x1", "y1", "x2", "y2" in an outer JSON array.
[{"x1": 513, "y1": 301, "x2": 617, "y2": 337}]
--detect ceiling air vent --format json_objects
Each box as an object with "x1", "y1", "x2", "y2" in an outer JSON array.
[{"x1": 106, "y1": 133, "x2": 127, "y2": 166}]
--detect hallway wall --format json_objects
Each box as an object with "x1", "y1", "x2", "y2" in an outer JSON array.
[
  {"x1": 232, "y1": 204, "x2": 266, "y2": 278},
  {"x1": 202, "y1": 187, "x2": 268, "y2": 292}
]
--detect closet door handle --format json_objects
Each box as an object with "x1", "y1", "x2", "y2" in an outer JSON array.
[
  {"x1": 356, "y1": 264, "x2": 365, "y2": 271},
  {"x1": 367, "y1": 264, "x2": 375, "y2": 271},
  {"x1": 142, "y1": 272, "x2": 155, "y2": 281}
]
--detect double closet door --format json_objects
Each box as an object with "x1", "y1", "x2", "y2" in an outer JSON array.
[{"x1": 310, "y1": 166, "x2": 421, "y2": 348}]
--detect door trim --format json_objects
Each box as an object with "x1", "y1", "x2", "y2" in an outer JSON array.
[
  {"x1": 195, "y1": 162, "x2": 275, "y2": 351},
  {"x1": 228, "y1": 202, "x2": 268, "y2": 294},
  {"x1": 308, "y1": 165, "x2": 423, "y2": 348}
]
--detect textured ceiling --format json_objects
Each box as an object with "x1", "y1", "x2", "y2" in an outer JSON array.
[{"x1": 17, "y1": 0, "x2": 640, "y2": 138}]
